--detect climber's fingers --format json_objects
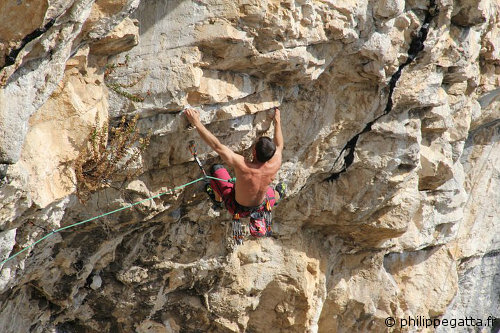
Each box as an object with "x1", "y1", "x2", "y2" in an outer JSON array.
[
  {"x1": 185, "y1": 108, "x2": 200, "y2": 126},
  {"x1": 270, "y1": 107, "x2": 280, "y2": 123}
]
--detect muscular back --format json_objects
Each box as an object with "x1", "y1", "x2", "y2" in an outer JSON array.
[{"x1": 232, "y1": 151, "x2": 282, "y2": 207}]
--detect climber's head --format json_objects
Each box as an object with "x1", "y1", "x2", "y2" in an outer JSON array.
[{"x1": 253, "y1": 136, "x2": 276, "y2": 163}]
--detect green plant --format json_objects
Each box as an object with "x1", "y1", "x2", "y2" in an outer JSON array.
[
  {"x1": 106, "y1": 82, "x2": 145, "y2": 102},
  {"x1": 104, "y1": 56, "x2": 147, "y2": 102},
  {"x1": 73, "y1": 113, "x2": 151, "y2": 202}
]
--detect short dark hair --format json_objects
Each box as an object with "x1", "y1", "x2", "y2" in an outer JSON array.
[{"x1": 255, "y1": 136, "x2": 276, "y2": 163}]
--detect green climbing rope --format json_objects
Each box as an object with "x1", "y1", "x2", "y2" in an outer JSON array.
[{"x1": 0, "y1": 175, "x2": 234, "y2": 268}]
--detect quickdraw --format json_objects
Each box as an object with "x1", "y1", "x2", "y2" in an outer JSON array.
[
  {"x1": 189, "y1": 140, "x2": 208, "y2": 177},
  {"x1": 232, "y1": 213, "x2": 244, "y2": 245}
]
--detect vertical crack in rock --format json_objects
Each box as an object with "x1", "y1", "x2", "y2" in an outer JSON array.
[
  {"x1": 325, "y1": 1, "x2": 438, "y2": 182},
  {"x1": 1, "y1": 18, "x2": 56, "y2": 71}
]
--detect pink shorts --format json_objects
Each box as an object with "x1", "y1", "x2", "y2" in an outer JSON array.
[{"x1": 210, "y1": 167, "x2": 276, "y2": 217}]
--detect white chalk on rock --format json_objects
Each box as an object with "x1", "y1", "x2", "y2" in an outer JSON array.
[{"x1": 90, "y1": 274, "x2": 102, "y2": 290}]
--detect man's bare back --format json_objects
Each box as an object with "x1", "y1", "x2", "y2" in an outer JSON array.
[
  {"x1": 185, "y1": 107, "x2": 283, "y2": 207},
  {"x1": 232, "y1": 152, "x2": 282, "y2": 207}
]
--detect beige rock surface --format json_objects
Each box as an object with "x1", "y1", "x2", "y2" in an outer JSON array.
[
  {"x1": 18, "y1": 46, "x2": 108, "y2": 208},
  {"x1": 0, "y1": 0, "x2": 499, "y2": 332}
]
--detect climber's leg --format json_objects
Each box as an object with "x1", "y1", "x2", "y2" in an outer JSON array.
[{"x1": 209, "y1": 164, "x2": 237, "y2": 214}]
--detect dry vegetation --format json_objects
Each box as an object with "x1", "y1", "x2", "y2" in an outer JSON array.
[{"x1": 73, "y1": 114, "x2": 151, "y2": 202}]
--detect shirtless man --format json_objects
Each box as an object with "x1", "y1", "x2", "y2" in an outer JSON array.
[{"x1": 185, "y1": 107, "x2": 284, "y2": 215}]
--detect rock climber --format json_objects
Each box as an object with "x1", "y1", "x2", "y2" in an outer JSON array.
[{"x1": 185, "y1": 107, "x2": 285, "y2": 231}]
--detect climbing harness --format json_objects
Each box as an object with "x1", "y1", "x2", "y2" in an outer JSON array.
[
  {"x1": 242, "y1": 182, "x2": 285, "y2": 238},
  {"x1": 228, "y1": 192, "x2": 275, "y2": 240}
]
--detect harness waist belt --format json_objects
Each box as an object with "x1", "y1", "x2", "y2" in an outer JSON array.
[
  {"x1": 235, "y1": 196, "x2": 275, "y2": 213},
  {"x1": 235, "y1": 200, "x2": 266, "y2": 212}
]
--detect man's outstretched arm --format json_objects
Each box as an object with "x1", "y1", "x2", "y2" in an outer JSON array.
[
  {"x1": 273, "y1": 107, "x2": 284, "y2": 151},
  {"x1": 185, "y1": 108, "x2": 241, "y2": 168}
]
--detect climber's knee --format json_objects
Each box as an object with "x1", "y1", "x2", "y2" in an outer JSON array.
[{"x1": 210, "y1": 164, "x2": 224, "y2": 175}]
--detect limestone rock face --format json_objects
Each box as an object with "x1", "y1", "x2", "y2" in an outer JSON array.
[
  {"x1": 0, "y1": 0, "x2": 499, "y2": 332},
  {"x1": 0, "y1": 0, "x2": 140, "y2": 164}
]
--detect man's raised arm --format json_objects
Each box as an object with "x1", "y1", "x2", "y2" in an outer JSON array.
[
  {"x1": 273, "y1": 107, "x2": 284, "y2": 151},
  {"x1": 185, "y1": 108, "x2": 240, "y2": 168}
]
